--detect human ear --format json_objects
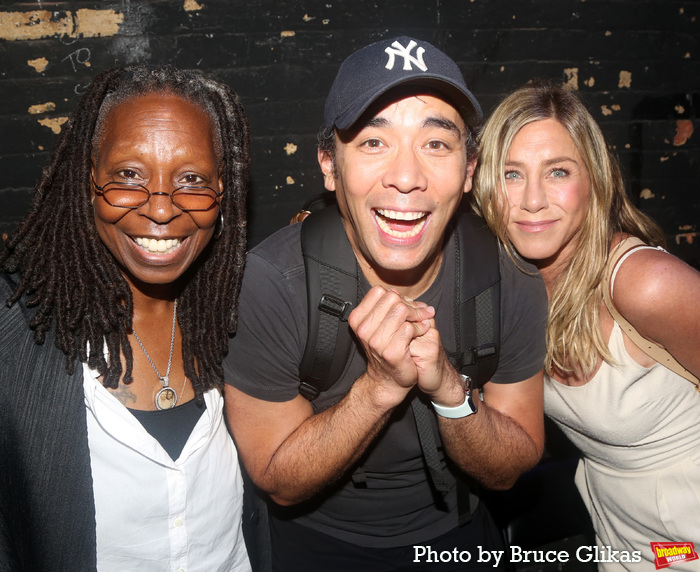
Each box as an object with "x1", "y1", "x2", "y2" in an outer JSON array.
[
  {"x1": 463, "y1": 157, "x2": 478, "y2": 194},
  {"x1": 317, "y1": 148, "x2": 337, "y2": 192}
]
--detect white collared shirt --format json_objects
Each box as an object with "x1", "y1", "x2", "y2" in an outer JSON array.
[{"x1": 83, "y1": 363, "x2": 251, "y2": 571}]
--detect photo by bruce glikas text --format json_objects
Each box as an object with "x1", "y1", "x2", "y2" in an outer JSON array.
[{"x1": 412, "y1": 545, "x2": 643, "y2": 567}]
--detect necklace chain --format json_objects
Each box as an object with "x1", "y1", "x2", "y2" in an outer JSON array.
[
  {"x1": 132, "y1": 299, "x2": 177, "y2": 387},
  {"x1": 131, "y1": 300, "x2": 183, "y2": 410}
]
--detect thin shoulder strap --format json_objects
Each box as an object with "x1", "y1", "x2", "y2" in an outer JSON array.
[{"x1": 603, "y1": 237, "x2": 700, "y2": 390}]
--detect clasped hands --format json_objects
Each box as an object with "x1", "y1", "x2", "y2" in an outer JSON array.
[{"x1": 348, "y1": 285, "x2": 464, "y2": 409}]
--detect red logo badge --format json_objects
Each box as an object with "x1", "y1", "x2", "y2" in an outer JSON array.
[{"x1": 651, "y1": 542, "x2": 699, "y2": 569}]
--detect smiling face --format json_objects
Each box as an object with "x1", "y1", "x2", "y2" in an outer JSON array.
[
  {"x1": 319, "y1": 92, "x2": 474, "y2": 297},
  {"x1": 91, "y1": 93, "x2": 222, "y2": 293},
  {"x1": 503, "y1": 118, "x2": 591, "y2": 278}
]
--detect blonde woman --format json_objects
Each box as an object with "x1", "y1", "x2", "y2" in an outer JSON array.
[{"x1": 474, "y1": 81, "x2": 700, "y2": 570}]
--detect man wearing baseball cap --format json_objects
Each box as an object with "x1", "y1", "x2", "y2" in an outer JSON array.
[{"x1": 225, "y1": 37, "x2": 547, "y2": 570}]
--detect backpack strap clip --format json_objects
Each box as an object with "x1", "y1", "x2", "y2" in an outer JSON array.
[
  {"x1": 319, "y1": 294, "x2": 353, "y2": 321},
  {"x1": 299, "y1": 381, "x2": 322, "y2": 401},
  {"x1": 459, "y1": 343, "x2": 498, "y2": 368}
]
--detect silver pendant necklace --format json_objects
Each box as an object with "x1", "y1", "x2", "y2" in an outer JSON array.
[{"x1": 132, "y1": 299, "x2": 180, "y2": 410}]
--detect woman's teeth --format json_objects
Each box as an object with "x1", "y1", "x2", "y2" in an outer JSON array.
[
  {"x1": 375, "y1": 209, "x2": 427, "y2": 238},
  {"x1": 134, "y1": 237, "x2": 181, "y2": 254}
]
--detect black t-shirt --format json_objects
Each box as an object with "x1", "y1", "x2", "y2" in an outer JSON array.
[{"x1": 224, "y1": 221, "x2": 547, "y2": 548}]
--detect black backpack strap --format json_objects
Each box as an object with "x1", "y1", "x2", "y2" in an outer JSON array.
[
  {"x1": 299, "y1": 206, "x2": 361, "y2": 400},
  {"x1": 445, "y1": 206, "x2": 501, "y2": 525},
  {"x1": 449, "y1": 207, "x2": 501, "y2": 390}
]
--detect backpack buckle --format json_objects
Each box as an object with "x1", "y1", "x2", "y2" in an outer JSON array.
[
  {"x1": 459, "y1": 343, "x2": 497, "y2": 368},
  {"x1": 299, "y1": 380, "x2": 321, "y2": 400},
  {"x1": 319, "y1": 294, "x2": 353, "y2": 321}
]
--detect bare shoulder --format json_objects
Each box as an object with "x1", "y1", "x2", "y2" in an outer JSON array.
[
  {"x1": 612, "y1": 244, "x2": 700, "y2": 320},
  {"x1": 612, "y1": 243, "x2": 700, "y2": 365}
]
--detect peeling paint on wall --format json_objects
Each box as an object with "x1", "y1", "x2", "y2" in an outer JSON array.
[
  {"x1": 286, "y1": 176, "x2": 295, "y2": 184},
  {"x1": 618, "y1": 70, "x2": 632, "y2": 88},
  {"x1": 184, "y1": 0, "x2": 204, "y2": 12},
  {"x1": 284, "y1": 143, "x2": 298, "y2": 155},
  {"x1": 675, "y1": 233, "x2": 696, "y2": 245},
  {"x1": 281, "y1": 30, "x2": 295, "y2": 37},
  {"x1": 28, "y1": 102, "x2": 56, "y2": 114},
  {"x1": 640, "y1": 188, "x2": 655, "y2": 199},
  {"x1": 27, "y1": 57, "x2": 48, "y2": 72},
  {"x1": 601, "y1": 104, "x2": 620, "y2": 116},
  {"x1": 0, "y1": 9, "x2": 123, "y2": 41},
  {"x1": 584, "y1": 76, "x2": 595, "y2": 87},
  {"x1": 303, "y1": 14, "x2": 315, "y2": 22},
  {"x1": 673, "y1": 120, "x2": 693, "y2": 146},
  {"x1": 563, "y1": 67, "x2": 578, "y2": 90},
  {"x1": 38, "y1": 117, "x2": 69, "y2": 134}
]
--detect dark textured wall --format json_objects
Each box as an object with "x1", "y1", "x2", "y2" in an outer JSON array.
[{"x1": 1, "y1": 0, "x2": 698, "y2": 266}]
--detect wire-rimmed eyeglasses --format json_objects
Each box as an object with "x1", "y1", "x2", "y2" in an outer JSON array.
[{"x1": 92, "y1": 177, "x2": 222, "y2": 212}]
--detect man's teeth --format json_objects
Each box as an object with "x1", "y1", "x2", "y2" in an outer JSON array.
[
  {"x1": 375, "y1": 209, "x2": 427, "y2": 238},
  {"x1": 134, "y1": 237, "x2": 181, "y2": 254},
  {"x1": 376, "y1": 209, "x2": 426, "y2": 221}
]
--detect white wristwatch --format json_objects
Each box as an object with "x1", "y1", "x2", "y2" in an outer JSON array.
[{"x1": 431, "y1": 375, "x2": 478, "y2": 419}]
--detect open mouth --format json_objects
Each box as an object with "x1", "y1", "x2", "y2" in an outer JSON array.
[
  {"x1": 134, "y1": 237, "x2": 182, "y2": 255},
  {"x1": 375, "y1": 208, "x2": 428, "y2": 239}
]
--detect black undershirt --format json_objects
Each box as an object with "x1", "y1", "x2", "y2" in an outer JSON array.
[{"x1": 129, "y1": 398, "x2": 206, "y2": 461}]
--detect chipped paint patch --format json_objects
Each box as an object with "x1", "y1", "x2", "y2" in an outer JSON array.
[
  {"x1": 184, "y1": 0, "x2": 204, "y2": 11},
  {"x1": 660, "y1": 156, "x2": 669, "y2": 162},
  {"x1": 28, "y1": 57, "x2": 48, "y2": 72},
  {"x1": 673, "y1": 119, "x2": 693, "y2": 146},
  {"x1": 675, "y1": 105, "x2": 686, "y2": 114},
  {"x1": 28, "y1": 102, "x2": 56, "y2": 114},
  {"x1": 675, "y1": 233, "x2": 696, "y2": 245},
  {"x1": 74, "y1": 9, "x2": 122, "y2": 37},
  {"x1": 584, "y1": 76, "x2": 595, "y2": 87},
  {"x1": 0, "y1": 9, "x2": 123, "y2": 41},
  {"x1": 38, "y1": 117, "x2": 69, "y2": 134},
  {"x1": 303, "y1": 14, "x2": 315, "y2": 22},
  {"x1": 601, "y1": 104, "x2": 620, "y2": 116},
  {"x1": 284, "y1": 143, "x2": 298, "y2": 155},
  {"x1": 618, "y1": 70, "x2": 631, "y2": 88},
  {"x1": 640, "y1": 188, "x2": 655, "y2": 200},
  {"x1": 281, "y1": 30, "x2": 295, "y2": 37},
  {"x1": 286, "y1": 176, "x2": 295, "y2": 184},
  {"x1": 563, "y1": 68, "x2": 579, "y2": 90}
]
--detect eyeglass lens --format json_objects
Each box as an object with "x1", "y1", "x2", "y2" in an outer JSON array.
[{"x1": 100, "y1": 182, "x2": 219, "y2": 211}]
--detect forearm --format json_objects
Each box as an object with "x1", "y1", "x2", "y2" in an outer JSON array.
[
  {"x1": 438, "y1": 403, "x2": 542, "y2": 490},
  {"x1": 257, "y1": 375, "x2": 405, "y2": 505}
]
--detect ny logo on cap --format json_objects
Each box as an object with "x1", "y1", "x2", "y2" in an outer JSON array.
[{"x1": 384, "y1": 40, "x2": 427, "y2": 72}]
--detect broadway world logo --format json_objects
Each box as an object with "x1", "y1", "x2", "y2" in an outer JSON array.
[{"x1": 650, "y1": 542, "x2": 698, "y2": 569}]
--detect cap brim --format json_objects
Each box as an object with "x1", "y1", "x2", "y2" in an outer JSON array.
[{"x1": 333, "y1": 76, "x2": 482, "y2": 131}]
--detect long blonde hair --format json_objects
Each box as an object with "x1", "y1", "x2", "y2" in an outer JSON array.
[{"x1": 474, "y1": 80, "x2": 665, "y2": 377}]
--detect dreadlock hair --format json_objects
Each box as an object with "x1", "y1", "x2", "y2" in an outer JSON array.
[
  {"x1": 474, "y1": 79, "x2": 665, "y2": 378},
  {"x1": 0, "y1": 65, "x2": 250, "y2": 398}
]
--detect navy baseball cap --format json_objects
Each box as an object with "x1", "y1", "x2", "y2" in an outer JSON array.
[{"x1": 324, "y1": 36, "x2": 482, "y2": 131}]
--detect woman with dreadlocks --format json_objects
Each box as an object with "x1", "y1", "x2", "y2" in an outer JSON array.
[{"x1": 0, "y1": 66, "x2": 252, "y2": 570}]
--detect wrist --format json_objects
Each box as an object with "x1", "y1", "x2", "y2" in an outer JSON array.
[
  {"x1": 431, "y1": 375, "x2": 478, "y2": 419},
  {"x1": 428, "y1": 369, "x2": 468, "y2": 408},
  {"x1": 355, "y1": 372, "x2": 412, "y2": 414}
]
